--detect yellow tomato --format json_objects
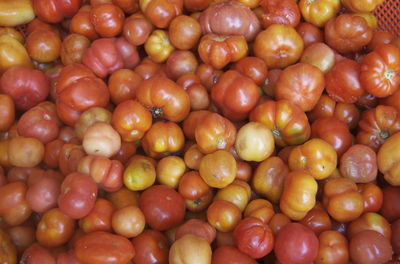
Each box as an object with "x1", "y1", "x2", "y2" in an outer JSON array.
[{"x1": 124, "y1": 158, "x2": 156, "y2": 191}]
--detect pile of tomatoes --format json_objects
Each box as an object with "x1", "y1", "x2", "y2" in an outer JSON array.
[{"x1": 0, "y1": 0, "x2": 400, "y2": 263}]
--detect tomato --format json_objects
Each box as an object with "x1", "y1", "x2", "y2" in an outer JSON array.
[
  {"x1": 358, "y1": 183, "x2": 383, "y2": 213},
  {"x1": 124, "y1": 156, "x2": 156, "y2": 191},
  {"x1": 156, "y1": 156, "x2": 186, "y2": 189},
  {"x1": 325, "y1": 14, "x2": 372, "y2": 54},
  {"x1": 25, "y1": 29, "x2": 61, "y2": 63},
  {"x1": 141, "y1": 121, "x2": 185, "y2": 158},
  {"x1": 82, "y1": 122, "x2": 121, "y2": 158},
  {"x1": 123, "y1": 13, "x2": 153, "y2": 46},
  {"x1": 274, "y1": 223, "x2": 319, "y2": 264},
  {"x1": 325, "y1": 59, "x2": 365, "y2": 104},
  {"x1": 60, "y1": 33, "x2": 91, "y2": 65},
  {"x1": 75, "y1": 107, "x2": 112, "y2": 140},
  {"x1": 299, "y1": 203, "x2": 331, "y2": 236},
  {"x1": 166, "y1": 15, "x2": 201, "y2": 51},
  {"x1": 360, "y1": 44, "x2": 400, "y2": 98},
  {"x1": 183, "y1": 110, "x2": 210, "y2": 140},
  {"x1": 259, "y1": 0, "x2": 300, "y2": 28},
  {"x1": 199, "y1": 150, "x2": 237, "y2": 188},
  {"x1": 178, "y1": 74, "x2": 210, "y2": 110},
  {"x1": 58, "y1": 143, "x2": 85, "y2": 176},
  {"x1": 280, "y1": 170, "x2": 318, "y2": 220},
  {"x1": 380, "y1": 88, "x2": 400, "y2": 112},
  {"x1": 198, "y1": 1, "x2": 260, "y2": 41},
  {"x1": 144, "y1": 30, "x2": 175, "y2": 63},
  {"x1": 55, "y1": 64, "x2": 110, "y2": 126},
  {"x1": 323, "y1": 178, "x2": 364, "y2": 222},
  {"x1": 112, "y1": 205, "x2": 145, "y2": 238},
  {"x1": 79, "y1": 198, "x2": 114, "y2": 233},
  {"x1": 137, "y1": 76, "x2": 190, "y2": 122},
  {"x1": 214, "y1": 180, "x2": 251, "y2": 212},
  {"x1": 58, "y1": 172, "x2": 98, "y2": 219},
  {"x1": 17, "y1": 102, "x2": 60, "y2": 144},
  {"x1": 0, "y1": 0, "x2": 35, "y2": 27},
  {"x1": 169, "y1": 234, "x2": 211, "y2": 264},
  {"x1": 347, "y1": 212, "x2": 391, "y2": 240},
  {"x1": 74, "y1": 231, "x2": 135, "y2": 264},
  {"x1": 349, "y1": 230, "x2": 393, "y2": 264},
  {"x1": 299, "y1": 0, "x2": 340, "y2": 27},
  {"x1": 32, "y1": 0, "x2": 81, "y2": 23},
  {"x1": 212, "y1": 246, "x2": 258, "y2": 264},
  {"x1": 185, "y1": 189, "x2": 214, "y2": 213},
  {"x1": 0, "y1": 228, "x2": 17, "y2": 264},
  {"x1": 139, "y1": 185, "x2": 185, "y2": 231},
  {"x1": 211, "y1": 70, "x2": 260, "y2": 121},
  {"x1": 315, "y1": 230, "x2": 349, "y2": 264},
  {"x1": 296, "y1": 22, "x2": 324, "y2": 48},
  {"x1": 20, "y1": 243, "x2": 56, "y2": 264},
  {"x1": 356, "y1": 105, "x2": 400, "y2": 151},
  {"x1": 175, "y1": 219, "x2": 216, "y2": 244},
  {"x1": 178, "y1": 171, "x2": 210, "y2": 200},
  {"x1": 289, "y1": 138, "x2": 337, "y2": 180},
  {"x1": 183, "y1": 144, "x2": 204, "y2": 170},
  {"x1": 0, "y1": 94, "x2": 15, "y2": 132},
  {"x1": 166, "y1": 50, "x2": 198, "y2": 81},
  {"x1": 377, "y1": 132, "x2": 400, "y2": 186},
  {"x1": 26, "y1": 175, "x2": 61, "y2": 213},
  {"x1": 254, "y1": 24, "x2": 304, "y2": 69},
  {"x1": 300, "y1": 42, "x2": 335, "y2": 74},
  {"x1": 70, "y1": 6, "x2": 98, "y2": 40},
  {"x1": 7, "y1": 136, "x2": 44, "y2": 168},
  {"x1": 131, "y1": 229, "x2": 170, "y2": 264},
  {"x1": 392, "y1": 219, "x2": 400, "y2": 255},
  {"x1": 250, "y1": 99, "x2": 311, "y2": 147},
  {"x1": 342, "y1": 0, "x2": 384, "y2": 12},
  {"x1": 89, "y1": 3, "x2": 124, "y2": 37},
  {"x1": 235, "y1": 122, "x2": 274, "y2": 162},
  {"x1": 106, "y1": 186, "x2": 139, "y2": 210},
  {"x1": 0, "y1": 35, "x2": 32, "y2": 74},
  {"x1": 244, "y1": 199, "x2": 275, "y2": 224},
  {"x1": 206, "y1": 200, "x2": 242, "y2": 232},
  {"x1": 233, "y1": 57, "x2": 267, "y2": 86},
  {"x1": 380, "y1": 186, "x2": 400, "y2": 222},
  {"x1": 340, "y1": 144, "x2": 377, "y2": 183},
  {"x1": 1, "y1": 66, "x2": 49, "y2": 111},
  {"x1": 36, "y1": 208, "x2": 75, "y2": 248}
]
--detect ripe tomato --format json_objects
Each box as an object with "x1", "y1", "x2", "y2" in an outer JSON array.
[
  {"x1": 199, "y1": 150, "x2": 237, "y2": 188},
  {"x1": 347, "y1": 212, "x2": 391, "y2": 240},
  {"x1": 32, "y1": 0, "x2": 82, "y2": 23},
  {"x1": 90, "y1": 3, "x2": 125, "y2": 37},
  {"x1": 340, "y1": 144, "x2": 377, "y2": 183},
  {"x1": 169, "y1": 234, "x2": 212, "y2": 264},
  {"x1": 212, "y1": 246, "x2": 258, "y2": 264},
  {"x1": 111, "y1": 205, "x2": 146, "y2": 238},
  {"x1": 0, "y1": 228, "x2": 17, "y2": 264},
  {"x1": 259, "y1": 0, "x2": 300, "y2": 28},
  {"x1": 299, "y1": 0, "x2": 340, "y2": 27},
  {"x1": 207, "y1": 200, "x2": 242, "y2": 232},
  {"x1": 377, "y1": 132, "x2": 400, "y2": 186},
  {"x1": 315, "y1": 230, "x2": 349, "y2": 264},
  {"x1": 0, "y1": 181, "x2": 31, "y2": 226},
  {"x1": 131, "y1": 229, "x2": 170, "y2": 264},
  {"x1": 0, "y1": 94, "x2": 15, "y2": 132},
  {"x1": 79, "y1": 198, "x2": 114, "y2": 233}
]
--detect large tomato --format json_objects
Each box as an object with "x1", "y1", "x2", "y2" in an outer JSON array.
[
  {"x1": 360, "y1": 44, "x2": 400, "y2": 98},
  {"x1": 211, "y1": 70, "x2": 260, "y2": 121},
  {"x1": 140, "y1": 0, "x2": 183, "y2": 28},
  {"x1": 131, "y1": 229, "x2": 170, "y2": 264},
  {"x1": 212, "y1": 246, "x2": 258, "y2": 264},
  {"x1": 250, "y1": 99, "x2": 311, "y2": 147},
  {"x1": 377, "y1": 132, "x2": 400, "y2": 186},
  {"x1": 299, "y1": 0, "x2": 340, "y2": 27},
  {"x1": 32, "y1": 0, "x2": 82, "y2": 23},
  {"x1": 0, "y1": 181, "x2": 32, "y2": 226},
  {"x1": 259, "y1": 0, "x2": 300, "y2": 28}
]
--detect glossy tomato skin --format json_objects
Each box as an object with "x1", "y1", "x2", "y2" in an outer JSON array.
[
  {"x1": 58, "y1": 172, "x2": 98, "y2": 219},
  {"x1": 212, "y1": 246, "x2": 258, "y2": 264},
  {"x1": 20, "y1": 243, "x2": 56, "y2": 264},
  {"x1": 74, "y1": 231, "x2": 135, "y2": 264},
  {"x1": 275, "y1": 223, "x2": 319, "y2": 264},
  {"x1": 299, "y1": 0, "x2": 340, "y2": 28},
  {"x1": 0, "y1": 66, "x2": 50, "y2": 111},
  {"x1": 0, "y1": 181, "x2": 31, "y2": 226},
  {"x1": 259, "y1": 0, "x2": 300, "y2": 28},
  {"x1": 90, "y1": 3, "x2": 125, "y2": 37},
  {"x1": 311, "y1": 117, "x2": 353, "y2": 158},
  {"x1": 32, "y1": 0, "x2": 82, "y2": 23},
  {"x1": 360, "y1": 44, "x2": 400, "y2": 98},
  {"x1": 300, "y1": 203, "x2": 332, "y2": 236},
  {"x1": 211, "y1": 70, "x2": 260, "y2": 121},
  {"x1": 131, "y1": 229, "x2": 170, "y2": 264},
  {"x1": 123, "y1": 14, "x2": 154, "y2": 46},
  {"x1": 340, "y1": 145, "x2": 377, "y2": 183},
  {"x1": 356, "y1": 105, "x2": 400, "y2": 151},
  {"x1": 140, "y1": 0, "x2": 183, "y2": 29},
  {"x1": 347, "y1": 212, "x2": 391, "y2": 240},
  {"x1": 358, "y1": 183, "x2": 383, "y2": 213},
  {"x1": 175, "y1": 219, "x2": 216, "y2": 243},
  {"x1": 325, "y1": 59, "x2": 365, "y2": 103},
  {"x1": 198, "y1": 0, "x2": 260, "y2": 41},
  {"x1": 26, "y1": 174, "x2": 61, "y2": 214},
  {"x1": 139, "y1": 185, "x2": 185, "y2": 231},
  {"x1": 233, "y1": 56, "x2": 268, "y2": 86},
  {"x1": 55, "y1": 64, "x2": 110, "y2": 126},
  {"x1": 315, "y1": 230, "x2": 349, "y2": 264},
  {"x1": 79, "y1": 198, "x2": 114, "y2": 233},
  {"x1": 275, "y1": 63, "x2": 325, "y2": 112},
  {"x1": 377, "y1": 132, "x2": 400, "y2": 186},
  {"x1": 232, "y1": 217, "x2": 274, "y2": 259},
  {"x1": 296, "y1": 22, "x2": 323, "y2": 48},
  {"x1": 325, "y1": 14, "x2": 372, "y2": 54},
  {"x1": 0, "y1": 94, "x2": 15, "y2": 132}
]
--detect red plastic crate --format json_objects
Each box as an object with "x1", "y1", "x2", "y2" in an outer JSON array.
[{"x1": 374, "y1": 0, "x2": 400, "y2": 37}]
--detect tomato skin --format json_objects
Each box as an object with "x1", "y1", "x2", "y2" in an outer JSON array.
[
  {"x1": 296, "y1": 22, "x2": 323, "y2": 48},
  {"x1": 55, "y1": 64, "x2": 110, "y2": 126},
  {"x1": 341, "y1": 0, "x2": 384, "y2": 13},
  {"x1": 274, "y1": 223, "x2": 319, "y2": 264},
  {"x1": 26, "y1": 175, "x2": 61, "y2": 214},
  {"x1": 0, "y1": 66, "x2": 50, "y2": 111},
  {"x1": 325, "y1": 59, "x2": 365, "y2": 104},
  {"x1": 356, "y1": 105, "x2": 400, "y2": 152},
  {"x1": 340, "y1": 145, "x2": 377, "y2": 183},
  {"x1": 212, "y1": 246, "x2": 258, "y2": 264},
  {"x1": 79, "y1": 198, "x2": 114, "y2": 233},
  {"x1": 140, "y1": 0, "x2": 183, "y2": 29},
  {"x1": 360, "y1": 44, "x2": 400, "y2": 98},
  {"x1": 74, "y1": 231, "x2": 135, "y2": 264},
  {"x1": 347, "y1": 212, "x2": 391, "y2": 240},
  {"x1": 90, "y1": 3, "x2": 125, "y2": 37},
  {"x1": 392, "y1": 219, "x2": 400, "y2": 255},
  {"x1": 299, "y1": 0, "x2": 340, "y2": 28},
  {"x1": 211, "y1": 70, "x2": 260, "y2": 121},
  {"x1": 20, "y1": 243, "x2": 56, "y2": 264},
  {"x1": 276, "y1": 63, "x2": 325, "y2": 112},
  {"x1": 358, "y1": 183, "x2": 383, "y2": 213},
  {"x1": 139, "y1": 185, "x2": 185, "y2": 231},
  {"x1": 175, "y1": 219, "x2": 216, "y2": 244},
  {"x1": 58, "y1": 143, "x2": 85, "y2": 176},
  {"x1": 380, "y1": 186, "x2": 400, "y2": 222},
  {"x1": 0, "y1": 181, "x2": 31, "y2": 226},
  {"x1": 0, "y1": 94, "x2": 15, "y2": 132},
  {"x1": 0, "y1": 228, "x2": 17, "y2": 264},
  {"x1": 233, "y1": 56, "x2": 268, "y2": 86},
  {"x1": 198, "y1": 0, "x2": 261, "y2": 42},
  {"x1": 137, "y1": 76, "x2": 190, "y2": 122},
  {"x1": 325, "y1": 14, "x2": 372, "y2": 54},
  {"x1": 32, "y1": 0, "x2": 82, "y2": 23},
  {"x1": 58, "y1": 172, "x2": 98, "y2": 219},
  {"x1": 259, "y1": 0, "x2": 300, "y2": 28},
  {"x1": 300, "y1": 203, "x2": 332, "y2": 236},
  {"x1": 315, "y1": 230, "x2": 349, "y2": 264},
  {"x1": 169, "y1": 234, "x2": 212, "y2": 264},
  {"x1": 131, "y1": 229, "x2": 170, "y2": 264}
]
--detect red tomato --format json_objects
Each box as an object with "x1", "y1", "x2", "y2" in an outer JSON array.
[
  {"x1": 139, "y1": 185, "x2": 185, "y2": 231},
  {"x1": 0, "y1": 94, "x2": 15, "y2": 132},
  {"x1": 131, "y1": 229, "x2": 170, "y2": 264},
  {"x1": 211, "y1": 246, "x2": 258, "y2": 264},
  {"x1": 315, "y1": 230, "x2": 349, "y2": 264},
  {"x1": 274, "y1": 223, "x2": 319, "y2": 264},
  {"x1": 0, "y1": 66, "x2": 50, "y2": 111},
  {"x1": 26, "y1": 175, "x2": 61, "y2": 213},
  {"x1": 232, "y1": 217, "x2": 274, "y2": 259},
  {"x1": 20, "y1": 243, "x2": 56, "y2": 264},
  {"x1": 32, "y1": 0, "x2": 82, "y2": 23},
  {"x1": 175, "y1": 219, "x2": 216, "y2": 244},
  {"x1": 90, "y1": 3, "x2": 125, "y2": 37},
  {"x1": 259, "y1": 0, "x2": 300, "y2": 28},
  {"x1": 58, "y1": 172, "x2": 98, "y2": 219}
]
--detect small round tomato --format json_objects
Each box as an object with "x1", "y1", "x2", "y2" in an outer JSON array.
[
  {"x1": 124, "y1": 157, "x2": 156, "y2": 191},
  {"x1": 274, "y1": 223, "x2": 319, "y2": 264},
  {"x1": 157, "y1": 156, "x2": 186, "y2": 189},
  {"x1": 58, "y1": 172, "x2": 98, "y2": 219},
  {"x1": 75, "y1": 107, "x2": 112, "y2": 140},
  {"x1": 254, "y1": 24, "x2": 304, "y2": 69},
  {"x1": 259, "y1": 0, "x2": 300, "y2": 28},
  {"x1": 349, "y1": 230, "x2": 393, "y2": 264},
  {"x1": 296, "y1": 22, "x2": 324, "y2": 47},
  {"x1": 145, "y1": 30, "x2": 175, "y2": 63},
  {"x1": 280, "y1": 170, "x2": 318, "y2": 220},
  {"x1": 357, "y1": 183, "x2": 383, "y2": 213},
  {"x1": 232, "y1": 217, "x2": 274, "y2": 259},
  {"x1": 347, "y1": 212, "x2": 391, "y2": 240},
  {"x1": 275, "y1": 62, "x2": 325, "y2": 112},
  {"x1": 139, "y1": 185, "x2": 185, "y2": 231},
  {"x1": 0, "y1": 94, "x2": 15, "y2": 132},
  {"x1": 244, "y1": 199, "x2": 275, "y2": 224},
  {"x1": 90, "y1": 3, "x2": 125, "y2": 37},
  {"x1": 112, "y1": 205, "x2": 146, "y2": 238},
  {"x1": 131, "y1": 229, "x2": 170, "y2": 264},
  {"x1": 340, "y1": 145, "x2": 377, "y2": 183},
  {"x1": 106, "y1": 186, "x2": 140, "y2": 210},
  {"x1": 199, "y1": 150, "x2": 237, "y2": 189},
  {"x1": 212, "y1": 246, "x2": 258, "y2": 264},
  {"x1": 207, "y1": 200, "x2": 242, "y2": 232},
  {"x1": 289, "y1": 138, "x2": 337, "y2": 180},
  {"x1": 300, "y1": 203, "x2": 332, "y2": 236},
  {"x1": 26, "y1": 175, "x2": 61, "y2": 214},
  {"x1": 235, "y1": 122, "x2": 275, "y2": 162},
  {"x1": 25, "y1": 29, "x2": 62, "y2": 63},
  {"x1": 175, "y1": 219, "x2": 216, "y2": 244},
  {"x1": 214, "y1": 180, "x2": 251, "y2": 212},
  {"x1": 300, "y1": 42, "x2": 335, "y2": 74},
  {"x1": 315, "y1": 230, "x2": 349, "y2": 264},
  {"x1": 20, "y1": 243, "x2": 56, "y2": 264},
  {"x1": 169, "y1": 234, "x2": 211, "y2": 264},
  {"x1": 82, "y1": 122, "x2": 121, "y2": 158},
  {"x1": 0, "y1": 35, "x2": 32, "y2": 74},
  {"x1": 178, "y1": 171, "x2": 210, "y2": 200},
  {"x1": 79, "y1": 198, "x2": 114, "y2": 233},
  {"x1": 233, "y1": 56, "x2": 268, "y2": 86},
  {"x1": 74, "y1": 231, "x2": 135, "y2": 264},
  {"x1": 8, "y1": 136, "x2": 45, "y2": 168},
  {"x1": 60, "y1": 33, "x2": 91, "y2": 65},
  {"x1": 299, "y1": 0, "x2": 340, "y2": 27}
]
